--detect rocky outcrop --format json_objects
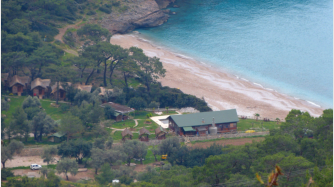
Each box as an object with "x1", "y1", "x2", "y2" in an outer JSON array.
[
  {"x1": 101, "y1": 0, "x2": 171, "y2": 34},
  {"x1": 155, "y1": 0, "x2": 175, "y2": 9}
]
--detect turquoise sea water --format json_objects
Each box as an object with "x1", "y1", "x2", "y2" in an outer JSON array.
[{"x1": 137, "y1": 0, "x2": 333, "y2": 108}]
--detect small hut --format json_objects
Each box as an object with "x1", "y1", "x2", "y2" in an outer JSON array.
[
  {"x1": 31, "y1": 78, "x2": 51, "y2": 99},
  {"x1": 100, "y1": 102, "x2": 135, "y2": 122},
  {"x1": 122, "y1": 128, "x2": 133, "y2": 141},
  {"x1": 155, "y1": 126, "x2": 167, "y2": 140},
  {"x1": 48, "y1": 132, "x2": 66, "y2": 143},
  {"x1": 75, "y1": 84, "x2": 92, "y2": 93},
  {"x1": 139, "y1": 128, "x2": 150, "y2": 142},
  {"x1": 9, "y1": 75, "x2": 30, "y2": 96},
  {"x1": 51, "y1": 82, "x2": 71, "y2": 100}
]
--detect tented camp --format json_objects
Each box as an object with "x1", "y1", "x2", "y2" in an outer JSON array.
[
  {"x1": 48, "y1": 132, "x2": 66, "y2": 143},
  {"x1": 9, "y1": 75, "x2": 30, "y2": 96},
  {"x1": 139, "y1": 128, "x2": 150, "y2": 142},
  {"x1": 31, "y1": 78, "x2": 51, "y2": 99}
]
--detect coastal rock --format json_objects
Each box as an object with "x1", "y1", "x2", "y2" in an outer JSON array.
[
  {"x1": 101, "y1": 0, "x2": 169, "y2": 34},
  {"x1": 155, "y1": 0, "x2": 175, "y2": 9},
  {"x1": 162, "y1": 9, "x2": 171, "y2": 14}
]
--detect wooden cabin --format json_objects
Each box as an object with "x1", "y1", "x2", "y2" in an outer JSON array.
[
  {"x1": 155, "y1": 126, "x2": 167, "y2": 140},
  {"x1": 139, "y1": 128, "x2": 150, "y2": 142},
  {"x1": 51, "y1": 82, "x2": 71, "y2": 100},
  {"x1": 31, "y1": 78, "x2": 51, "y2": 99},
  {"x1": 100, "y1": 102, "x2": 135, "y2": 122},
  {"x1": 167, "y1": 109, "x2": 239, "y2": 136},
  {"x1": 122, "y1": 128, "x2": 133, "y2": 141},
  {"x1": 9, "y1": 75, "x2": 30, "y2": 96}
]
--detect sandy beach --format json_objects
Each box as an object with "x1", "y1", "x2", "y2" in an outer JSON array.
[{"x1": 110, "y1": 33, "x2": 325, "y2": 120}]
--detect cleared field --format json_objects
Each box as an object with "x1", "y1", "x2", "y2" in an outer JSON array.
[
  {"x1": 188, "y1": 137, "x2": 265, "y2": 149},
  {"x1": 237, "y1": 118, "x2": 281, "y2": 131}
]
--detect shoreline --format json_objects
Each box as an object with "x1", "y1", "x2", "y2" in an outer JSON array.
[{"x1": 110, "y1": 33, "x2": 325, "y2": 119}]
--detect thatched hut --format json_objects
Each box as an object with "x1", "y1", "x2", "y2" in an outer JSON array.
[
  {"x1": 9, "y1": 75, "x2": 30, "y2": 96},
  {"x1": 139, "y1": 128, "x2": 150, "y2": 142},
  {"x1": 51, "y1": 82, "x2": 71, "y2": 100},
  {"x1": 31, "y1": 78, "x2": 51, "y2": 99},
  {"x1": 155, "y1": 126, "x2": 167, "y2": 140},
  {"x1": 122, "y1": 128, "x2": 133, "y2": 141},
  {"x1": 75, "y1": 84, "x2": 92, "y2": 93}
]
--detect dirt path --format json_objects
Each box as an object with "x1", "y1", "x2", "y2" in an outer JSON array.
[
  {"x1": 3, "y1": 156, "x2": 61, "y2": 168},
  {"x1": 187, "y1": 137, "x2": 265, "y2": 149},
  {"x1": 134, "y1": 119, "x2": 139, "y2": 127},
  {"x1": 54, "y1": 20, "x2": 83, "y2": 43},
  {"x1": 13, "y1": 168, "x2": 96, "y2": 182}
]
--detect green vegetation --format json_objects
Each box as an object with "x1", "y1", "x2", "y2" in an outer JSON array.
[
  {"x1": 111, "y1": 120, "x2": 136, "y2": 129},
  {"x1": 237, "y1": 118, "x2": 279, "y2": 131}
]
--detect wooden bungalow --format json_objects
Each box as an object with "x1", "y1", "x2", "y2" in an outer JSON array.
[
  {"x1": 51, "y1": 82, "x2": 71, "y2": 100},
  {"x1": 167, "y1": 109, "x2": 239, "y2": 136},
  {"x1": 100, "y1": 102, "x2": 135, "y2": 122},
  {"x1": 48, "y1": 132, "x2": 66, "y2": 143},
  {"x1": 155, "y1": 126, "x2": 167, "y2": 140},
  {"x1": 31, "y1": 78, "x2": 51, "y2": 99},
  {"x1": 122, "y1": 128, "x2": 133, "y2": 141},
  {"x1": 9, "y1": 75, "x2": 30, "y2": 96},
  {"x1": 139, "y1": 128, "x2": 150, "y2": 142}
]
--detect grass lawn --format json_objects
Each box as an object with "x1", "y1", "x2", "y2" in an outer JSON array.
[
  {"x1": 132, "y1": 147, "x2": 157, "y2": 165},
  {"x1": 111, "y1": 120, "x2": 136, "y2": 129},
  {"x1": 1, "y1": 96, "x2": 68, "y2": 122},
  {"x1": 135, "y1": 120, "x2": 159, "y2": 133},
  {"x1": 237, "y1": 119, "x2": 280, "y2": 131}
]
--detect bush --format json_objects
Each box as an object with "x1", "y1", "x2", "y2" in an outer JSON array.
[
  {"x1": 86, "y1": 10, "x2": 96, "y2": 15},
  {"x1": 1, "y1": 168, "x2": 14, "y2": 180},
  {"x1": 60, "y1": 104, "x2": 70, "y2": 112},
  {"x1": 54, "y1": 40, "x2": 62, "y2": 45},
  {"x1": 104, "y1": 105, "x2": 115, "y2": 119},
  {"x1": 99, "y1": 6, "x2": 112, "y2": 14},
  {"x1": 112, "y1": 1, "x2": 120, "y2": 6},
  {"x1": 119, "y1": 175, "x2": 133, "y2": 185}
]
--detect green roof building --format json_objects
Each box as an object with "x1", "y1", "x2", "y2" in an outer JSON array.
[
  {"x1": 167, "y1": 109, "x2": 239, "y2": 136},
  {"x1": 48, "y1": 131, "x2": 66, "y2": 143}
]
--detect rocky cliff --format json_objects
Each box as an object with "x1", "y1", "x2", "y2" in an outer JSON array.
[{"x1": 101, "y1": 0, "x2": 173, "y2": 34}]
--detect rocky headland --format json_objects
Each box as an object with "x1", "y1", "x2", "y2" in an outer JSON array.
[{"x1": 101, "y1": 0, "x2": 174, "y2": 34}]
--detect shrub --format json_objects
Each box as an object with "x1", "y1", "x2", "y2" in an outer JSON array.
[
  {"x1": 1, "y1": 168, "x2": 14, "y2": 180},
  {"x1": 99, "y1": 6, "x2": 112, "y2": 14},
  {"x1": 104, "y1": 105, "x2": 115, "y2": 119},
  {"x1": 112, "y1": 1, "x2": 120, "y2": 7},
  {"x1": 86, "y1": 10, "x2": 96, "y2": 15},
  {"x1": 60, "y1": 104, "x2": 70, "y2": 112}
]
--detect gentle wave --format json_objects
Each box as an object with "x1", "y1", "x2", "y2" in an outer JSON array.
[{"x1": 306, "y1": 101, "x2": 321, "y2": 108}]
